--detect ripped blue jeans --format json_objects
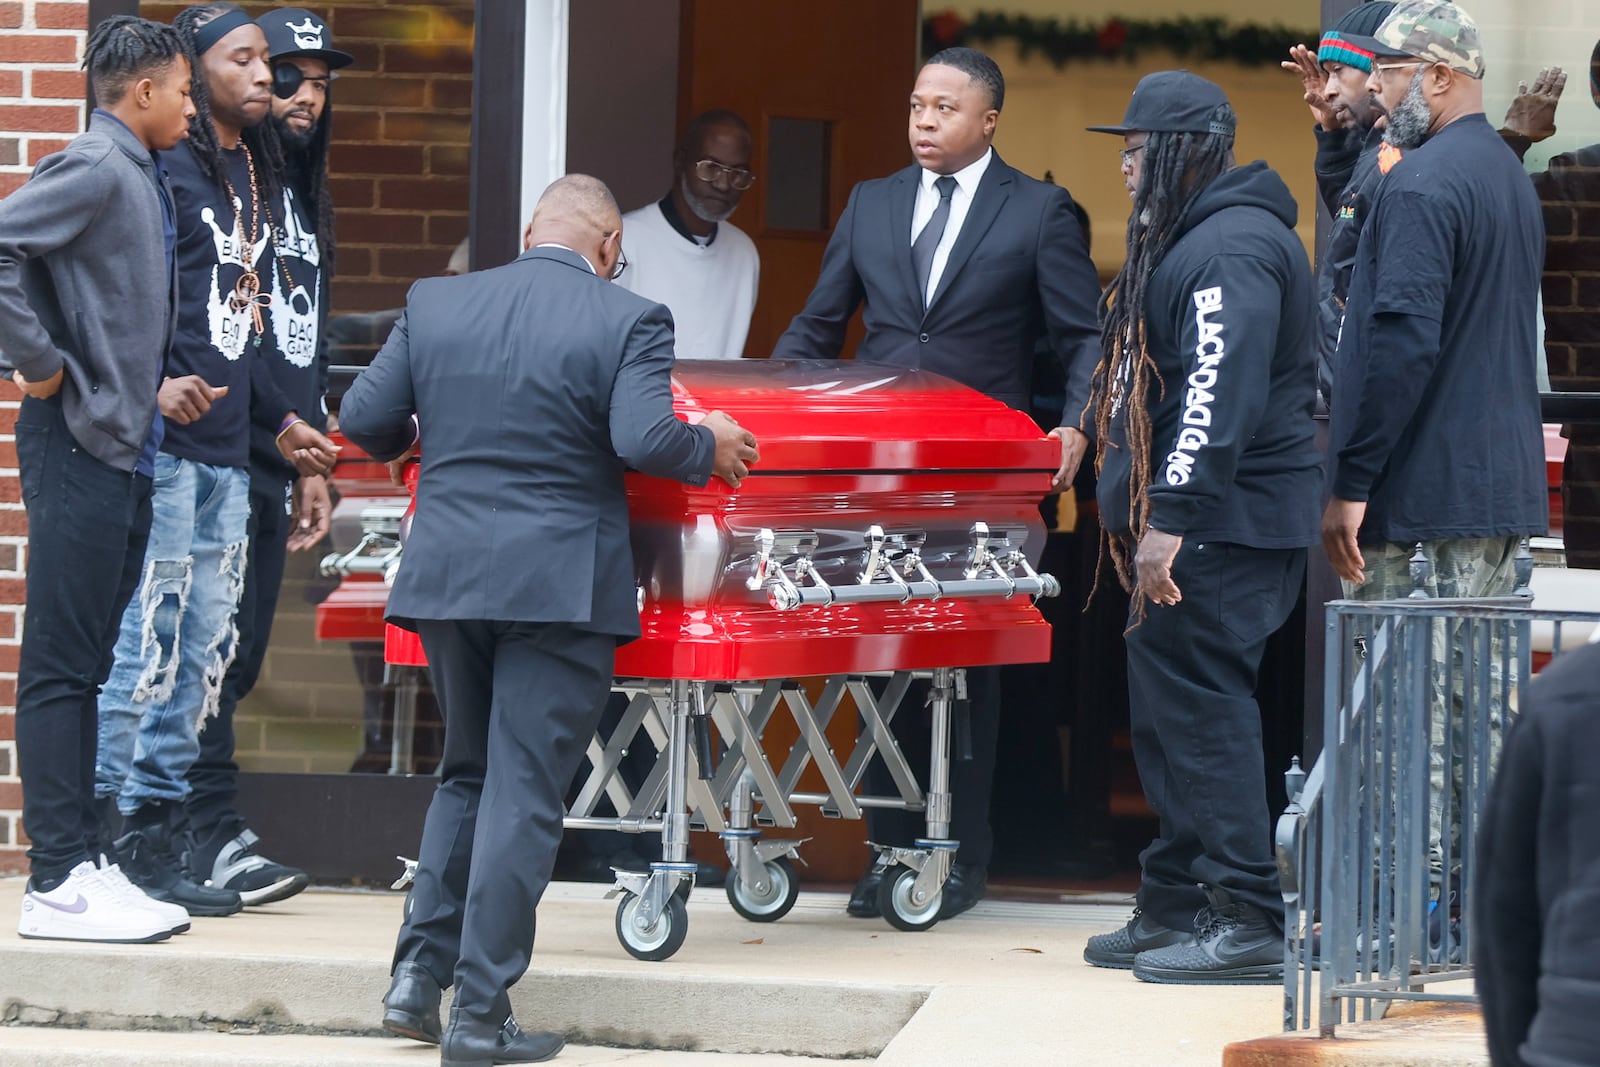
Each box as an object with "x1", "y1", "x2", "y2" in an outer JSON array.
[{"x1": 96, "y1": 455, "x2": 251, "y2": 816}]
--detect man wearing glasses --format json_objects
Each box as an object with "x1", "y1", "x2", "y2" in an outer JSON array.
[
  {"x1": 1323, "y1": 0, "x2": 1547, "y2": 949},
  {"x1": 617, "y1": 110, "x2": 760, "y2": 360}
]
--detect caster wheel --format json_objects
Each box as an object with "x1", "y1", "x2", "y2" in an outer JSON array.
[
  {"x1": 724, "y1": 856, "x2": 799, "y2": 922},
  {"x1": 615, "y1": 890, "x2": 689, "y2": 961},
  {"x1": 877, "y1": 863, "x2": 942, "y2": 932}
]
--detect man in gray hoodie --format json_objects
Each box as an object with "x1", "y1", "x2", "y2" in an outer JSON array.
[{"x1": 0, "y1": 16, "x2": 216, "y2": 943}]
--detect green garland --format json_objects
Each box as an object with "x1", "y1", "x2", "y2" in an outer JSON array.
[{"x1": 924, "y1": 10, "x2": 1320, "y2": 68}]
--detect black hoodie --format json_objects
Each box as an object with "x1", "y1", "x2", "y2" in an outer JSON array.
[{"x1": 1097, "y1": 161, "x2": 1321, "y2": 549}]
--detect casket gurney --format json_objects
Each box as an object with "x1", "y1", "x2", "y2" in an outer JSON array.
[{"x1": 378, "y1": 359, "x2": 1061, "y2": 960}]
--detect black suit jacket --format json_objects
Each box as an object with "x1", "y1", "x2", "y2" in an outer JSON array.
[
  {"x1": 771, "y1": 152, "x2": 1102, "y2": 428},
  {"x1": 339, "y1": 246, "x2": 715, "y2": 641}
]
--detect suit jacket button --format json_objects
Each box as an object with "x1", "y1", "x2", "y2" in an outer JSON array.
[{"x1": 919, "y1": 332, "x2": 930, "y2": 343}]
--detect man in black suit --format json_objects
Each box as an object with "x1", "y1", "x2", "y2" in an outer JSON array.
[
  {"x1": 340, "y1": 175, "x2": 758, "y2": 1066},
  {"x1": 772, "y1": 46, "x2": 1102, "y2": 919}
]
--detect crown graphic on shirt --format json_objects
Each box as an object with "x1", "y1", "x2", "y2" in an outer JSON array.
[
  {"x1": 287, "y1": 17, "x2": 324, "y2": 50},
  {"x1": 201, "y1": 201, "x2": 269, "y2": 269}
]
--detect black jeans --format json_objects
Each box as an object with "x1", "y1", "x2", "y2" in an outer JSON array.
[
  {"x1": 14, "y1": 396, "x2": 152, "y2": 881},
  {"x1": 1124, "y1": 540, "x2": 1305, "y2": 932},
  {"x1": 187, "y1": 481, "x2": 290, "y2": 835}
]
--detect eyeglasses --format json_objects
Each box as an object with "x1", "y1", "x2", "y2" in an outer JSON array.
[
  {"x1": 1373, "y1": 60, "x2": 1427, "y2": 74},
  {"x1": 693, "y1": 159, "x2": 756, "y2": 191},
  {"x1": 1119, "y1": 144, "x2": 1146, "y2": 165},
  {"x1": 602, "y1": 232, "x2": 628, "y2": 281}
]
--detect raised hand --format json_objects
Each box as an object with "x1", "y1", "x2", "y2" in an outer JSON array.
[
  {"x1": 1502, "y1": 66, "x2": 1566, "y2": 142},
  {"x1": 1281, "y1": 44, "x2": 1340, "y2": 130}
]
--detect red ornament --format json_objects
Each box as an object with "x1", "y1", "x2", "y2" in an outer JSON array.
[
  {"x1": 1096, "y1": 18, "x2": 1128, "y2": 56},
  {"x1": 928, "y1": 10, "x2": 968, "y2": 48}
]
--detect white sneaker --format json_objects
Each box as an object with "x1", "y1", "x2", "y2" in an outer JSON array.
[
  {"x1": 17, "y1": 860, "x2": 173, "y2": 943},
  {"x1": 96, "y1": 856, "x2": 191, "y2": 935}
]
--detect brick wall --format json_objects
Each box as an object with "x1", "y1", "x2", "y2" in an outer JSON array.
[
  {"x1": 0, "y1": 0, "x2": 88, "y2": 874},
  {"x1": 142, "y1": 0, "x2": 476, "y2": 313}
]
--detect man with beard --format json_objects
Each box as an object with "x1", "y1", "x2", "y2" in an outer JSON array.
[
  {"x1": 177, "y1": 7, "x2": 352, "y2": 909},
  {"x1": 617, "y1": 110, "x2": 759, "y2": 359},
  {"x1": 1080, "y1": 71, "x2": 1318, "y2": 984},
  {"x1": 94, "y1": 2, "x2": 338, "y2": 920},
  {"x1": 772, "y1": 46, "x2": 1102, "y2": 921},
  {"x1": 1282, "y1": 2, "x2": 1396, "y2": 413},
  {"x1": 1323, "y1": 0, "x2": 1547, "y2": 937}
]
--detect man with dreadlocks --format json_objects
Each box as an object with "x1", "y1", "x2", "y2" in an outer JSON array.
[
  {"x1": 94, "y1": 2, "x2": 337, "y2": 922},
  {"x1": 179, "y1": 7, "x2": 353, "y2": 911},
  {"x1": 1081, "y1": 71, "x2": 1320, "y2": 984},
  {"x1": 0, "y1": 14, "x2": 197, "y2": 944}
]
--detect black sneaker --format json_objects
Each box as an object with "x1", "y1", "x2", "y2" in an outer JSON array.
[
  {"x1": 186, "y1": 816, "x2": 309, "y2": 906},
  {"x1": 1083, "y1": 906, "x2": 1197, "y2": 969},
  {"x1": 114, "y1": 825, "x2": 242, "y2": 918},
  {"x1": 1131, "y1": 887, "x2": 1283, "y2": 984}
]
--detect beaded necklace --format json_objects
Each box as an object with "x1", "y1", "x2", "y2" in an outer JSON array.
[{"x1": 220, "y1": 142, "x2": 272, "y2": 347}]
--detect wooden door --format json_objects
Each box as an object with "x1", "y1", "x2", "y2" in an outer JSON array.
[{"x1": 678, "y1": 0, "x2": 919, "y2": 363}]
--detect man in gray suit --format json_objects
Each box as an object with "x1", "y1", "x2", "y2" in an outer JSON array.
[{"x1": 341, "y1": 175, "x2": 758, "y2": 1066}]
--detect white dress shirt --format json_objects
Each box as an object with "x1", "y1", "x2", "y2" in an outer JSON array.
[
  {"x1": 909, "y1": 147, "x2": 993, "y2": 305},
  {"x1": 535, "y1": 241, "x2": 597, "y2": 275}
]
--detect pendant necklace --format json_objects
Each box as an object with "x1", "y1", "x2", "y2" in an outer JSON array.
[{"x1": 221, "y1": 143, "x2": 272, "y2": 347}]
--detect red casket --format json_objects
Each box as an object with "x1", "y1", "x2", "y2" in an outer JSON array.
[{"x1": 383, "y1": 359, "x2": 1061, "y2": 679}]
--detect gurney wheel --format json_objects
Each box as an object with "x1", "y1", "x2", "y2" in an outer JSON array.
[
  {"x1": 615, "y1": 891, "x2": 689, "y2": 962},
  {"x1": 725, "y1": 856, "x2": 799, "y2": 923},
  {"x1": 878, "y1": 863, "x2": 942, "y2": 932}
]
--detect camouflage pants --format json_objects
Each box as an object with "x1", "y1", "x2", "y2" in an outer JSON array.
[{"x1": 1344, "y1": 536, "x2": 1521, "y2": 896}]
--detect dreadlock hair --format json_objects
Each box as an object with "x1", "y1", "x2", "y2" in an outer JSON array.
[
  {"x1": 270, "y1": 83, "x2": 337, "y2": 271},
  {"x1": 171, "y1": 3, "x2": 284, "y2": 210},
  {"x1": 1088, "y1": 103, "x2": 1237, "y2": 609},
  {"x1": 84, "y1": 16, "x2": 185, "y2": 107}
]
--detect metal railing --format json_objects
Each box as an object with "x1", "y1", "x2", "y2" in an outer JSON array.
[{"x1": 1279, "y1": 568, "x2": 1600, "y2": 1035}]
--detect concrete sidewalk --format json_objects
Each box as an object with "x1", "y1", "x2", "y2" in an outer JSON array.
[{"x1": 0, "y1": 879, "x2": 1487, "y2": 1065}]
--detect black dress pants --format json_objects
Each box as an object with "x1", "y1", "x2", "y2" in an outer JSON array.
[
  {"x1": 393, "y1": 619, "x2": 614, "y2": 1023},
  {"x1": 188, "y1": 481, "x2": 290, "y2": 834},
  {"x1": 14, "y1": 396, "x2": 152, "y2": 880},
  {"x1": 1123, "y1": 540, "x2": 1305, "y2": 932},
  {"x1": 862, "y1": 665, "x2": 1000, "y2": 869}
]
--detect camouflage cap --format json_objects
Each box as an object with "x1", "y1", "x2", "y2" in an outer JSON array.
[{"x1": 1347, "y1": 0, "x2": 1485, "y2": 79}]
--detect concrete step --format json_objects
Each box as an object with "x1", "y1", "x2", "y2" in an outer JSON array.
[{"x1": 0, "y1": 1027, "x2": 848, "y2": 1066}]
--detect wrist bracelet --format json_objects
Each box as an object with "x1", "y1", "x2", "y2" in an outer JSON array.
[{"x1": 275, "y1": 417, "x2": 307, "y2": 444}]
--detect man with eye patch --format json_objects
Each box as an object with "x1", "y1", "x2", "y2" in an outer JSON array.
[{"x1": 177, "y1": 7, "x2": 354, "y2": 910}]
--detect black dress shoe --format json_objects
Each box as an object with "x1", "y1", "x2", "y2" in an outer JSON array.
[
  {"x1": 937, "y1": 863, "x2": 987, "y2": 919},
  {"x1": 441, "y1": 1011, "x2": 564, "y2": 1067},
  {"x1": 381, "y1": 961, "x2": 442, "y2": 1045},
  {"x1": 847, "y1": 861, "x2": 885, "y2": 918}
]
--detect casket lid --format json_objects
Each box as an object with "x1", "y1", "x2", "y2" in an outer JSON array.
[{"x1": 671, "y1": 359, "x2": 1059, "y2": 473}]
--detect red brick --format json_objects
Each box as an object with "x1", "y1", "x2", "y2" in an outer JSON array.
[
  {"x1": 0, "y1": 742, "x2": 10, "y2": 776},
  {"x1": 0, "y1": 480, "x2": 17, "y2": 506},
  {"x1": 26, "y1": 138, "x2": 72, "y2": 166},
  {"x1": 336, "y1": 39, "x2": 382, "y2": 71},
  {"x1": 429, "y1": 9, "x2": 473, "y2": 42},
  {"x1": 332, "y1": 246, "x2": 371, "y2": 277},
  {"x1": 426, "y1": 215, "x2": 468, "y2": 247},
  {"x1": 379, "y1": 246, "x2": 462, "y2": 278},
  {"x1": 0, "y1": 71, "x2": 22, "y2": 98},
  {"x1": 0, "y1": 3, "x2": 20, "y2": 30},
  {"x1": 379, "y1": 177, "x2": 466, "y2": 211},
  {"x1": 0, "y1": 174, "x2": 27, "y2": 198},
  {"x1": 333, "y1": 8, "x2": 430, "y2": 39},
  {"x1": 0, "y1": 512, "x2": 24, "y2": 539},
  {"x1": 429, "y1": 78, "x2": 473, "y2": 111},
  {"x1": 0, "y1": 715, "x2": 12, "y2": 743},
  {"x1": 0, "y1": 138, "x2": 17, "y2": 167},
  {"x1": 0, "y1": 677, "x2": 16, "y2": 707},
  {"x1": 383, "y1": 42, "x2": 472, "y2": 76},
  {"x1": 0, "y1": 613, "x2": 15, "y2": 641},
  {"x1": 331, "y1": 75, "x2": 426, "y2": 109},
  {"x1": 331, "y1": 279, "x2": 409, "y2": 312},
  {"x1": 35, "y1": 3, "x2": 88, "y2": 31},
  {"x1": 336, "y1": 110, "x2": 382, "y2": 141},
  {"x1": 327, "y1": 176, "x2": 376, "y2": 209},
  {"x1": 0, "y1": 105, "x2": 81, "y2": 135},
  {"x1": 0, "y1": 36, "x2": 78, "y2": 64},
  {"x1": 0, "y1": 782, "x2": 18, "y2": 811},
  {"x1": 0, "y1": 644, "x2": 16, "y2": 675},
  {"x1": 428, "y1": 144, "x2": 468, "y2": 177},
  {"x1": 31, "y1": 69, "x2": 85, "y2": 100},
  {"x1": 331, "y1": 142, "x2": 425, "y2": 176},
  {"x1": 338, "y1": 211, "x2": 425, "y2": 244},
  {"x1": 382, "y1": 111, "x2": 471, "y2": 145}
]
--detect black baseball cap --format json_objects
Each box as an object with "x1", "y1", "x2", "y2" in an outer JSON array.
[
  {"x1": 1086, "y1": 70, "x2": 1236, "y2": 136},
  {"x1": 255, "y1": 8, "x2": 354, "y2": 69}
]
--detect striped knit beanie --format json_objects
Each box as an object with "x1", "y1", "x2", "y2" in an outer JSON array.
[{"x1": 1319, "y1": 2, "x2": 1398, "y2": 72}]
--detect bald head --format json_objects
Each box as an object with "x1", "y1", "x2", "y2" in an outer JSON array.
[{"x1": 523, "y1": 174, "x2": 625, "y2": 278}]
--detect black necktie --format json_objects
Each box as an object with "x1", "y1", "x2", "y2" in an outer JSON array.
[{"x1": 912, "y1": 175, "x2": 957, "y2": 307}]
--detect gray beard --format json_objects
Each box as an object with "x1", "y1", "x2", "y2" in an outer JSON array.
[
  {"x1": 680, "y1": 175, "x2": 735, "y2": 223},
  {"x1": 1383, "y1": 71, "x2": 1431, "y2": 149}
]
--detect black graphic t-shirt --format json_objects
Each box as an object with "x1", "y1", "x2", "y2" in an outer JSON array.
[
  {"x1": 248, "y1": 179, "x2": 329, "y2": 491},
  {"x1": 162, "y1": 140, "x2": 293, "y2": 468}
]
